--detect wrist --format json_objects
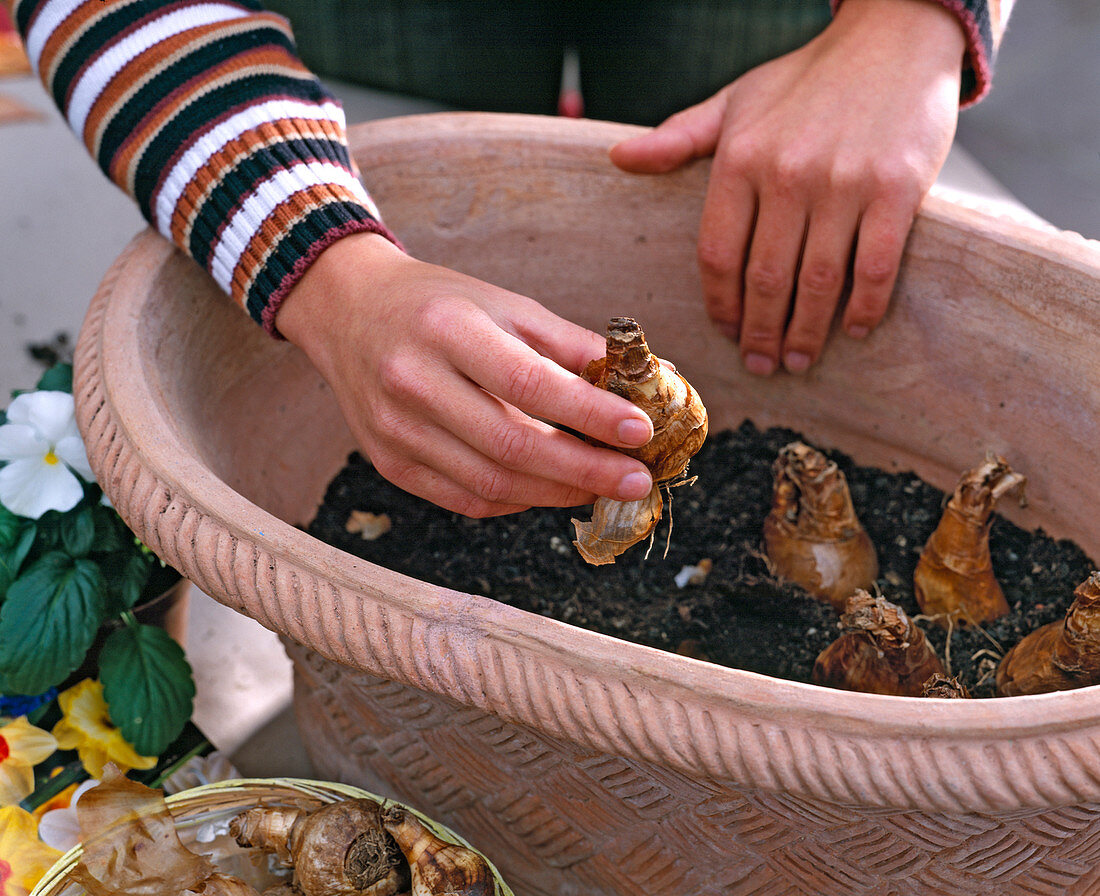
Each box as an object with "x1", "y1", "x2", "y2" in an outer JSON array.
[
  {"x1": 276, "y1": 232, "x2": 408, "y2": 348},
  {"x1": 832, "y1": 0, "x2": 968, "y2": 65}
]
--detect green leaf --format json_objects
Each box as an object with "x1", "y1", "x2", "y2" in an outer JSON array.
[
  {"x1": 0, "y1": 526, "x2": 36, "y2": 599},
  {"x1": 102, "y1": 550, "x2": 153, "y2": 616},
  {"x1": 36, "y1": 363, "x2": 73, "y2": 393},
  {"x1": 60, "y1": 504, "x2": 97, "y2": 557},
  {"x1": 0, "y1": 503, "x2": 34, "y2": 551},
  {"x1": 99, "y1": 624, "x2": 195, "y2": 756},
  {"x1": 0, "y1": 507, "x2": 37, "y2": 597},
  {"x1": 90, "y1": 504, "x2": 128, "y2": 556},
  {"x1": 0, "y1": 504, "x2": 23, "y2": 546},
  {"x1": 0, "y1": 553, "x2": 106, "y2": 694},
  {"x1": 31, "y1": 511, "x2": 64, "y2": 551}
]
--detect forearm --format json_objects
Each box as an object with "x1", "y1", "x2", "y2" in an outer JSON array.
[
  {"x1": 832, "y1": 0, "x2": 1015, "y2": 105},
  {"x1": 13, "y1": 0, "x2": 398, "y2": 334}
]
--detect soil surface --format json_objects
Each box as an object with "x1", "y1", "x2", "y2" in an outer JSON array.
[{"x1": 308, "y1": 421, "x2": 1096, "y2": 698}]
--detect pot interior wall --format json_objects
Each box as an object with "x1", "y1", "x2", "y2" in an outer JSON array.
[
  {"x1": 136, "y1": 250, "x2": 356, "y2": 528},
  {"x1": 130, "y1": 113, "x2": 1100, "y2": 565}
]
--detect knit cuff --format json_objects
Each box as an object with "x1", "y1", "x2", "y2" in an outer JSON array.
[
  {"x1": 257, "y1": 202, "x2": 402, "y2": 338},
  {"x1": 170, "y1": 136, "x2": 403, "y2": 336},
  {"x1": 923, "y1": 0, "x2": 994, "y2": 106}
]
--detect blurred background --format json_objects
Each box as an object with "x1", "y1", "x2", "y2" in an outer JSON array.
[{"x1": 0, "y1": 1, "x2": 1096, "y2": 775}]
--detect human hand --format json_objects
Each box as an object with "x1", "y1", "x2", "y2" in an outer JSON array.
[
  {"x1": 275, "y1": 233, "x2": 656, "y2": 517},
  {"x1": 609, "y1": 0, "x2": 967, "y2": 375}
]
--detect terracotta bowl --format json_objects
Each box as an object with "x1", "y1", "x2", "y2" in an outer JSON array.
[{"x1": 75, "y1": 113, "x2": 1100, "y2": 896}]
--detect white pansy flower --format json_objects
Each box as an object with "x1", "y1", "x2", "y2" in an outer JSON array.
[
  {"x1": 0, "y1": 391, "x2": 95, "y2": 519},
  {"x1": 37, "y1": 778, "x2": 99, "y2": 852},
  {"x1": 161, "y1": 750, "x2": 241, "y2": 796}
]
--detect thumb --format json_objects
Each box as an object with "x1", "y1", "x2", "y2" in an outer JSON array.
[{"x1": 609, "y1": 92, "x2": 727, "y2": 173}]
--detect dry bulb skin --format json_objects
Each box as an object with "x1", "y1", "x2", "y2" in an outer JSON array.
[
  {"x1": 70, "y1": 766, "x2": 263, "y2": 896},
  {"x1": 996, "y1": 571, "x2": 1100, "y2": 696},
  {"x1": 920, "y1": 672, "x2": 972, "y2": 699},
  {"x1": 762, "y1": 441, "x2": 878, "y2": 611},
  {"x1": 571, "y1": 484, "x2": 663, "y2": 566},
  {"x1": 231, "y1": 799, "x2": 410, "y2": 896},
  {"x1": 914, "y1": 454, "x2": 1027, "y2": 627},
  {"x1": 812, "y1": 590, "x2": 944, "y2": 696},
  {"x1": 381, "y1": 805, "x2": 496, "y2": 896},
  {"x1": 197, "y1": 874, "x2": 267, "y2": 896},
  {"x1": 571, "y1": 317, "x2": 708, "y2": 565}
]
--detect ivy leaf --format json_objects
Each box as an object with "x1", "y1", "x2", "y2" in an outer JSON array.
[
  {"x1": 0, "y1": 552, "x2": 106, "y2": 694},
  {"x1": 0, "y1": 506, "x2": 36, "y2": 597},
  {"x1": 99, "y1": 624, "x2": 195, "y2": 756}
]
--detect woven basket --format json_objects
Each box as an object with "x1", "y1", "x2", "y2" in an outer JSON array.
[{"x1": 30, "y1": 777, "x2": 514, "y2": 896}]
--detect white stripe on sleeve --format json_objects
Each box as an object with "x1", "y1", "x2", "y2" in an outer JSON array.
[
  {"x1": 66, "y1": 3, "x2": 249, "y2": 136},
  {"x1": 22, "y1": 0, "x2": 82, "y2": 74},
  {"x1": 153, "y1": 98, "x2": 347, "y2": 234},
  {"x1": 208, "y1": 160, "x2": 371, "y2": 291}
]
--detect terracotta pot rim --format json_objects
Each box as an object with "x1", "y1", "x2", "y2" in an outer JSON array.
[{"x1": 74, "y1": 113, "x2": 1100, "y2": 814}]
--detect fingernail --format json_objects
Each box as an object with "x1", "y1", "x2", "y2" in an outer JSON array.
[
  {"x1": 743, "y1": 353, "x2": 776, "y2": 376},
  {"x1": 847, "y1": 324, "x2": 870, "y2": 339},
  {"x1": 617, "y1": 471, "x2": 653, "y2": 501},
  {"x1": 784, "y1": 351, "x2": 811, "y2": 374},
  {"x1": 617, "y1": 417, "x2": 652, "y2": 447}
]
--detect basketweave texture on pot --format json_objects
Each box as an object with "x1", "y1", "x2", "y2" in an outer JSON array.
[{"x1": 74, "y1": 113, "x2": 1100, "y2": 896}]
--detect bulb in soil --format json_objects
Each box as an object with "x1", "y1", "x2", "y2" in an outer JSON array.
[
  {"x1": 996, "y1": 571, "x2": 1100, "y2": 696},
  {"x1": 812, "y1": 590, "x2": 944, "y2": 696},
  {"x1": 920, "y1": 672, "x2": 972, "y2": 699},
  {"x1": 914, "y1": 454, "x2": 1026, "y2": 627},
  {"x1": 763, "y1": 441, "x2": 878, "y2": 611}
]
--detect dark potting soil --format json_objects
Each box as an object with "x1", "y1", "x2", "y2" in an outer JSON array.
[{"x1": 308, "y1": 421, "x2": 1096, "y2": 698}]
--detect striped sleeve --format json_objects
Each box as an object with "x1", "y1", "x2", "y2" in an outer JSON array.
[
  {"x1": 12, "y1": 0, "x2": 400, "y2": 335},
  {"x1": 833, "y1": 0, "x2": 1015, "y2": 106}
]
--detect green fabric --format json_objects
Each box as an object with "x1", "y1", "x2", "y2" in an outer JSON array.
[{"x1": 264, "y1": 0, "x2": 830, "y2": 125}]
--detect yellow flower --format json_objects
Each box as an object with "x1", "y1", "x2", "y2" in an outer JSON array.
[
  {"x1": 0, "y1": 805, "x2": 63, "y2": 896},
  {"x1": 0, "y1": 717, "x2": 57, "y2": 806},
  {"x1": 51, "y1": 680, "x2": 157, "y2": 779}
]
